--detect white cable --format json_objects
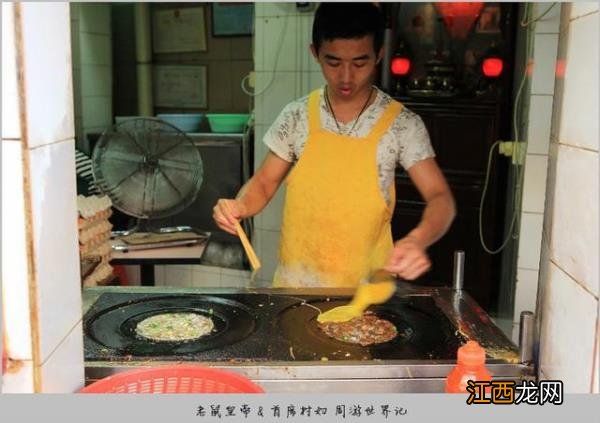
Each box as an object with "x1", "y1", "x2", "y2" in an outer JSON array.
[
  {"x1": 478, "y1": 3, "x2": 548, "y2": 254},
  {"x1": 241, "y1": 14, "x2": 290, "y2": 97}
]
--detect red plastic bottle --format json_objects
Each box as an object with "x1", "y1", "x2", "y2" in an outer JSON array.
[{"x1": 445, "y1": 340, "x2": 492, "y2": 393}]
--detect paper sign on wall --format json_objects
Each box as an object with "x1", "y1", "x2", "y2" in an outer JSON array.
[
  {"x1": 152, "y1": 7, "x2": 207, "y2": 53},
  {"x1": 153, "y1": 65, "x2": 207, "y2": 108}
]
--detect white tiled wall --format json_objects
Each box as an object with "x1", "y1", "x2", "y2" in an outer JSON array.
[
  {"x1": 557, "y1": 7, "x2": 599, "y2": 152},
  {"x1": 2, "y1": 3, "x2": 20, "y2": 140},
  {"x1": 536, "y1": 3, "x2": 599, "y2": 393},
  {"x1": 2, "y1": 141, "x2": 33, "y2": 362},
  {"x1": 28, "y1": 141, "x2": 82, "y2": 364},
  {"x1": 252, "y1": 4, "x2": 322, "y2": 285},
  {"x1": 1, "y1": 3, "x2": 33, "y2": 393},
  {"x1": 20, "y1": 2, "x2": 75, "y2": 149},
  {"x1": 538, "y1": 264, "x2": 597, "y2": 392},
  {"x1": 40, "y1": 322, "x2": 84, "y2": 393},
  {"x1": 510, "y1": 3, "x2": 561, "y2": 336},
  {"x1": 153, "y1": 265, "x2": 250, "y2": 289},
  {"x1": 70, "y1": 3, "x2": 112, "y2": 152},
  {"x1": 1, "y1": 3, "x2": 83, "y2": 393}
]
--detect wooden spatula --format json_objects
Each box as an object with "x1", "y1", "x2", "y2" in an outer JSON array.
[{"x1": 224, "y1": 202, "x2": 261, "y2": 274}]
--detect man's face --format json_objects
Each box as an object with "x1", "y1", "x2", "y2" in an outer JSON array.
[{"x1": 311, "y1": 35, "x2": 381, "y2": 101}]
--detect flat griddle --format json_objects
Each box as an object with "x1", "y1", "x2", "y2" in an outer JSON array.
[{"x1": 83, "y1": 292, "x2": 465, "y2": 362}]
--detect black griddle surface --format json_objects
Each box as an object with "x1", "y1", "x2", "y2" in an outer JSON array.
[{"x1": 83, "y1": 292, "x2": 464, "y2": 362}]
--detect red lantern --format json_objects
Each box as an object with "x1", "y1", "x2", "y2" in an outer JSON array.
[
  {"x1": 391, "y1": 57, "x2": 411, "y2": 76},
  {"x1": 482, "y1": 57, "x2": 503, "y2": 77},
  {"x1": 434, "y1": 2, "x2": 484, "y2": 39}
]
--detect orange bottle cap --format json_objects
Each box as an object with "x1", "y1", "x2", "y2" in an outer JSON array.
[{"x1": 457, "y1": 340, "x2": 486, "y2": 366}]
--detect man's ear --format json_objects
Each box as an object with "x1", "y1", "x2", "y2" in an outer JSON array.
[{"x1": 310, "y1": 44, "x2": 318, "y2": 59}]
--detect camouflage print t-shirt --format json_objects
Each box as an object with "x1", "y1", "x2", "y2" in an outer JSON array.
[{"x1": 263, "y1": 86, "x2": 435, "y2": 205}]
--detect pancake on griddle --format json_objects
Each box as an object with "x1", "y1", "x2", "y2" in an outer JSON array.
[
  {"x1": 136, "y1": 312, "x2": 214, "y2": 342},
  {"x1": 317, "y1": 311, "x2": 397, "y2": 346}
]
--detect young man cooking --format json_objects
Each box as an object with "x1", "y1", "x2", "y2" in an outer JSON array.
[{"x1": 214, "y1": 3, "x2": 456, "y2": 288}]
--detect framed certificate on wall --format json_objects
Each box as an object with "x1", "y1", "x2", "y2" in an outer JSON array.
[
  {"x1": 153, "y1": 7, "x2": 207, "y2": 53},
  {"x1": 211, "y1": 3, "x2": 253, "y2": 37},
  {"x1": 153, "y1": 65, "x2": 208, "y2": 109}
]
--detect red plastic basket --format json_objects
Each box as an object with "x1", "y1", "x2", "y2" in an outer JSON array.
[{"x1": 80, "y1": 365, "x2": 264, "y2": 394}]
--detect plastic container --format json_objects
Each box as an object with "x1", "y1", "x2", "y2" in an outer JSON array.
[
  {"x1": 156, "y1": 114, "x2": 204, "y2": 133},
  {"x1": 79, "y1": 365, "x2": 264, "y2": 394},
  {"x1": 206, "y1": 113, "x2": 250, "y2": 133},
  {"x1": 445, "y1": 341, "x2": 492, "y2": 393}
]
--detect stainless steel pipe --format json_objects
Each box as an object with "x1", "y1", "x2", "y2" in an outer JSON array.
[{"x1": 452, "y1": 250, "x2": 465, "y2": 291}]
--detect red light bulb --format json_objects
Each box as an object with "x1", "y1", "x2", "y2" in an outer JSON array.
[
  {"x1": 482, "y1": 57, "x2": 503, "y2": 77},
  {"x1": 391, "y1": 57, "x2": 411, "y2": 76}
]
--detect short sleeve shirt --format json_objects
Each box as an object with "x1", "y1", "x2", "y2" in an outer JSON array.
[{"x1": 263, "y1": 86, "x2": 435, "y2": 204}]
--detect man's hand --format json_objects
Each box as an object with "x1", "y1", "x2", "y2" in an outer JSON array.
[
  {"x1": 384, "y1": 236, "x2": 431, "y2": 280},
  {"x1": 213, "y1": 199, "x2": 247, "y2": 236}
]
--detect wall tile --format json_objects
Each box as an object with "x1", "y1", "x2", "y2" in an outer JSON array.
[
  {"x1": 256, "y1": 3, "x2": 294, "y2": 18},
  {"x1": 253, "y1": 14, "x2": 265, "y2": 71},
  {"x1": 548, "y1": 4, "x2": 571, "y2": 145},
  {"x1": 153, "y1": 264, "x2": 165, "y2": 286},
  {"x1": 219, "y1": 275, "x2": 244, "y2": 288},
  {"x1": 70, "y1": 2, "x2": 80, "y2": 21},
  {"x1": 539, "y1": 263, "x2": 597, "y2": 392},
  {"x1": 570, "y1": 2, "x2": 599, "y2": 19},
  {"x1": 163, "y1": 265, "x2": 193, "y2": 288},
  {"x1": 230, "y1": 60, "x2": 254, "y2": 113},
  {"x1": 526, "y1": 95, "x2": 553, "y2": 154},
  {"x1": 79, "y1": 3, "x2": 111, "y2": 35},
  {"x1": 532, "y1": 2, "x2": 561, "y2": 33},
  {"x1": 522, "y1": 154, "x2": 549, "y2": 213},
  {"x1": 530, "y1": 34, "x2": 559, "y2": 95},
  {"x1": 1, "y1": 360, "x2": 34, "y2": 393},
  {"x1": 299, "y1": 15, "x2": 318, "y2": 72},
  {"x1": 221, "y1": 268, "x2": 251, "y2": 288},
  {"x1": 593, "y1": 321, "x2": 600, "y2": 393},
  {"x1": 255, "y1": 229, "x2": 280, "y2": 283},
  {"x1": 81, "y1": 65, "x2": 112, "y2": 97},
  {"x1": 221, "y1": 267, "x2": 251, "y2": 279},
  {"x1": 253, "y1": 229, "x2": 264, "y2": 283},
  {"x1": 80, "y1": 33, "x2": 111, "y2": 66},
  {"x1": 20, "y1": 3, "x2": 74, "y2": 147},
  {"x1": 70, "y1": 21, "x2": 81, "y2": 70},
  {"x1": 513, "y1": 268, "x2": 539, "y2": 322},
  {"x1": 81, "y1": 96, "x2": 112, "y2": 129},
  {"x1": 73, "y1": 117, "x2": 84, "y2": 152},
  {"x1": 309, "y1": 71, "x2": 326, "y2": 92},
  {"x1": 517, "y1": 212, "x2": 544, "y2": 270},
  {"x1": 191, "y1": 265, "x2": 221, "y2": 287},
  {"x1": 40, "y1": 322, "x2": 84, "y2": 393},
  {"x1": 551, "y1": 145, "x2": 599, "y2": 296},
  {"x1": 1, "y1": 141, "x2": 32, "y2": 360},
  {"x1": 72, "y1": 67, "x2": 82, "y2": 112},
  {"x1": 258, "y1": 16, "x2": 298, "y2": 72},
  {"x1": 28, "y1": 140, "x2": 82, "y2": 363},
  {"x1": 254, "y1": 72, "x2": 296, "y2": 125},
  {"x1": 2, "y1": 2, "x2": 20, "y2": 140},
  {"x1": 559, "y1": 12, "x2": 599, "y2": 151}
]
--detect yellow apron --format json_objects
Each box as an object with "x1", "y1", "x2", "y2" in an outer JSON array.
[{"x1": 273, "y1": 89, "x2": 403, "y2": 288}]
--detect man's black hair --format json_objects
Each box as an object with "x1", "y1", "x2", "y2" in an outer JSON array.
[{"x1": 312, "y1": 3, "x2": 384, "y2": 54}]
